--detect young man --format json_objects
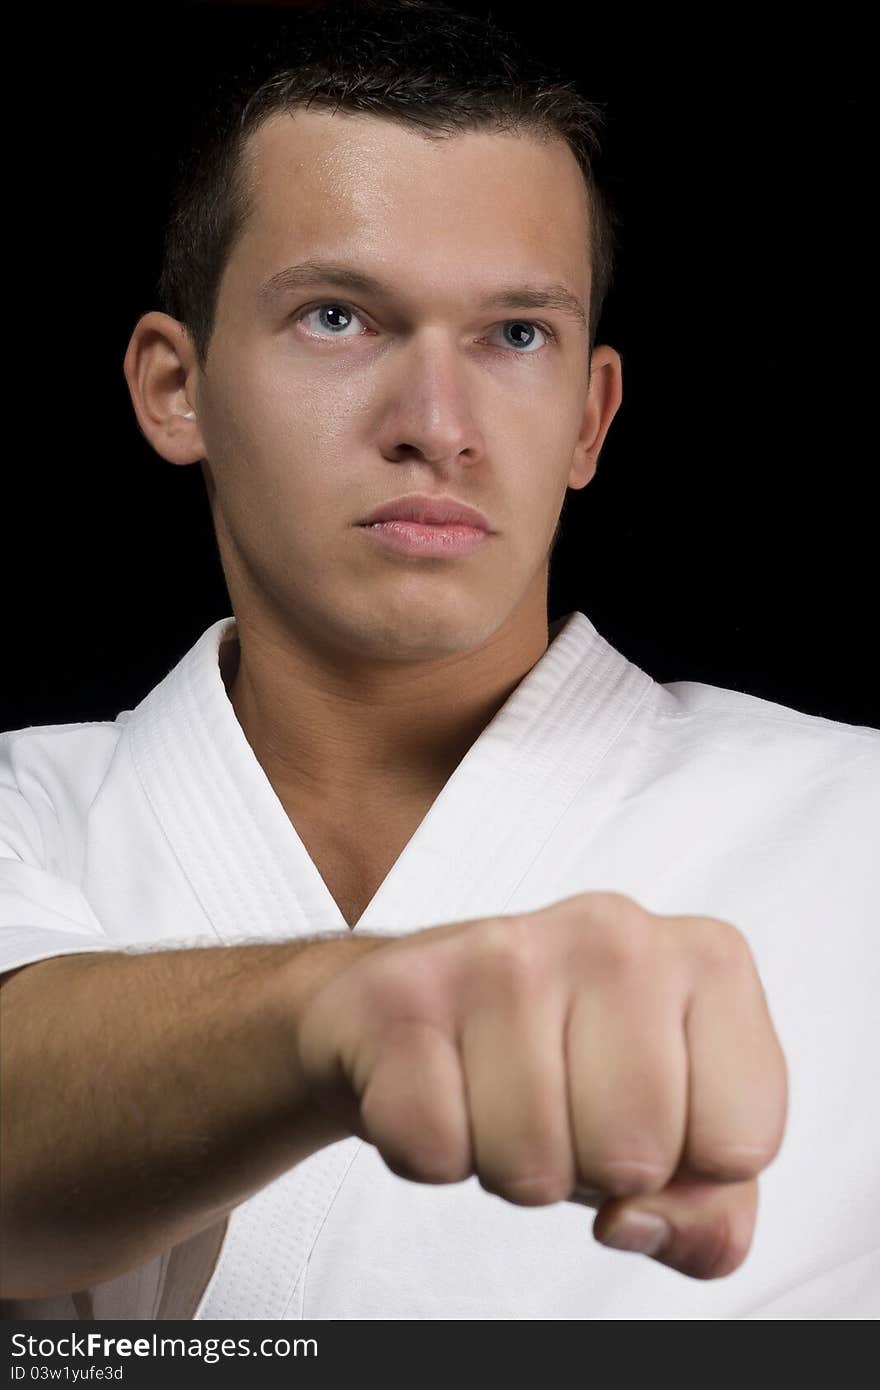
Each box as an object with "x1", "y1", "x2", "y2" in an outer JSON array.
[{"x1": 1, "y1": 0, "x2": 877, "y2": 1320}]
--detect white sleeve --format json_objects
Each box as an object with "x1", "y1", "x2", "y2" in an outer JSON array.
[{"x1": 0, "y1": 736, "x2": 116, "y2": 976}]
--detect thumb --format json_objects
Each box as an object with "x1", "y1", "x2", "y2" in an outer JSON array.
[{"x1": 589, "y1": 1174, "x2": 760, "y2": 1280}]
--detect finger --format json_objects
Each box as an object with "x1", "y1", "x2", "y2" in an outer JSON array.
[
  {"x1": 568, "y1": 1185, "x2": 604, "y2": 1209},
  {"x1": 460, "y1": 984, "x2": 573, "y2": 1205},
  {"x1": 565, "y1": 972, "x2": 688, "y2": 1196},
  {"x1": 683, "y1": 929, "x2": 788, "y2": 1181},
  {"x1": 592, "y1": 1173, "x2": 760, "y2": 1280},
  {"x1": 359, "y1": 1020, "x2": 473, "y2": 1184}
]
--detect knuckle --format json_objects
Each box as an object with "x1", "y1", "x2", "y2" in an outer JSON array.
[
  {"x1": 583, "y1": 890, "x2": 639, "y2": 918},
  {"x1": 691, "y1": 1141, "x2": 777, "y2": 1182},
  {"x1": 589, "y1": 913, "x2": 655, "y2": 978},
  {"x1": 482, "y1": 1167, "x2": 573, "y2": 1207},
  {"x1": 677, "y1": 1207, "x2": 753, "y2": 1281},
  {"x1": 587, "y1": 1157, "x2": 669, "y2": 1198},
  {"x1": 364, "y1": 1096, "x2": 468, "y2": 1185},
  {"x1": 695, "y1": 918, "x2": 754, "y2": 976},
  {"x1": 722, "y1": 1203, "x2": 757, "y2": 1274},
  {"x1": 415, "y1": 1148, "x2": 472, "y2": 1185},
  {"x1": 471, "y1": 916, "x2": 539, "y2": 994},
  {"x1": 366, "y1": 954, "x2": 445, "y2": 1024},
  {"x1": 384, "y1": 1146, "x2": 470, "y2": 1186},
  {"x1": 767, "y1": 1086, "x2": 789, "y2": 1162}
]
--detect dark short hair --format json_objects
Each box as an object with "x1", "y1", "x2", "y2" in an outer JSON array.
[{"x1": 157, "y1": 0, "x2": 620, "y2": 373}]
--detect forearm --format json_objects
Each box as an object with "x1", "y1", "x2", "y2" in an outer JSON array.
[{"x1": 0, "y1": 934, "x2": 387, "y2": 1298}]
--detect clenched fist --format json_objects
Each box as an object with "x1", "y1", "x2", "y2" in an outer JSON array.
[{"x1": 296, "y1": 891, "x2": 788, "y2": 1280}]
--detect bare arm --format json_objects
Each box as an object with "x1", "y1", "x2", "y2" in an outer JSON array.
[
  {"x1": 2, "y1": 892, "x2": 788, "y2": 1298},
  {"x1": 0, "y1": 934, "x2": 388, "y2": 1299}
]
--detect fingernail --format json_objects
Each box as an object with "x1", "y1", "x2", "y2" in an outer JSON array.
[{"x1": 599, "y1": 1210, "x2": 671, "y2": 1256}]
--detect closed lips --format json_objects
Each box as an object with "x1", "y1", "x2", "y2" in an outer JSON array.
[{"x1": 358, "y1": 495, "x2": 491, "y2": 530}]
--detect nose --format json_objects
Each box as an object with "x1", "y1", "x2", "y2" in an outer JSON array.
[{"x1": 374, "y1": 330, "x2": 487, "y2": 470}]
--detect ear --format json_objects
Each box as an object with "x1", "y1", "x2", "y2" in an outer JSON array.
[
  {"x1": 568, "y1": 345, "x2": 624, "y2": 490},
  {"x1": 122, "y1": 311, "x2": 206, "y2": 466}
]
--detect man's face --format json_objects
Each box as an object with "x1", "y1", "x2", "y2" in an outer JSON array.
[{"x1": 190, "y1": 109, "x2": 615, "y2": 663}]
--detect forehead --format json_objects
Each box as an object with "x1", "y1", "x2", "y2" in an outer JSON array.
[{"x1": 230, "y1": 108, "x2": 591, "y2": 300}]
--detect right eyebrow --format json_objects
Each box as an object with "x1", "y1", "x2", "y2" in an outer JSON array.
[{"x1": 256, "y1": 258, "x2": 588, "y2": 331}]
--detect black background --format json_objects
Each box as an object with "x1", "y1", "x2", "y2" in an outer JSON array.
[{"x1": 4, "y1": 1, "x2": 876, "y2": 731}]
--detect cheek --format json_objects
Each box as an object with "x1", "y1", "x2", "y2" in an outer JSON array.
[
  {"x1": 253, "y1": 356, "x2": 367, "y2": 464},
  {"x1": 208, "y1": 363, "x2": 345, "y2": 498},
  {"x1": 504, "y1": 426, "x2": 574, "y2": 515}
]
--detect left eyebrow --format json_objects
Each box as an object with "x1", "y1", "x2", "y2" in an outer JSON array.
[{"x1": 256, "y1": 259, "x2": 588, "y2": 331}]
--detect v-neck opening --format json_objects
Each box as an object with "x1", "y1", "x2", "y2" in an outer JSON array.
[
  {"x1": 220, "y1": 611, "x2": 593, "y2": 932},
  {"x1": 126, "y1": 609, "x2": 655, "y2": 948}
]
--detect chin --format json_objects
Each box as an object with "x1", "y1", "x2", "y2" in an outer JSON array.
[{"x1": 340, "y1": 602, "x2": 499, "y2": 662}]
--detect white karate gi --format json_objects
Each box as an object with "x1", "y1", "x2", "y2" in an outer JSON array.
[{"x1": 1, "y1": 611, "x2": 878, "y2": 1319}]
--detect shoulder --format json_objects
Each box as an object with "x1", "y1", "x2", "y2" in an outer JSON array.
[
  {"x1": 655, "y1": 676, "x2": 878, "y2": 759},
  {"x1": 0, "y1": 717, "x2": 130, "y2": 865},
  {"x1": 640, "y1": 678, "x2": 879, "y2": 834}
]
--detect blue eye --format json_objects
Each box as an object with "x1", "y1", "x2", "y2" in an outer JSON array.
[
  {"x1": 295, "y1": 302, "x2": 553, "y2": 352},
  {"x1": 497, "y1": 321, "x2": 548, "y2": 353},
  {"x1": 300, "y1": 303, "x2": 362, "y2": 335}
]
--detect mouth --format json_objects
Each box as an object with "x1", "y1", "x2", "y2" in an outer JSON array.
[
  {"x1": 357, "y1": 493, "x2": 491, "y2": 531},
  {"x1": 356, "y1": 519, "x2": 491, "y2": 558}
]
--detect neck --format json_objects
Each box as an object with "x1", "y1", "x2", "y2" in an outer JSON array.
[{"x1": 224, "y1": 601, "x2": 552, "y2": 814}]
